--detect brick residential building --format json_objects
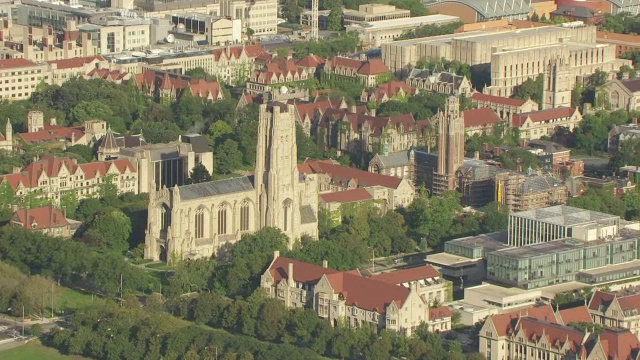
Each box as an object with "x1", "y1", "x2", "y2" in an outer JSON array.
[
  {"x1": 323, "y1": 57, "x2": 391, "y2": 87},
  {"x1": 0, "y1": 155, "x2": 138, "y2": 206},
  {"x1": 589, "y1": 290, "x2": 640, "y2": 339},
  {"x1": 261, "y1": 251, "x2": 452, "y2": 335},
  {"x1": 471, "y1": 93, "x2": 539, "y2": 124},
  {"x1": 597, "y1": 31, "x2": 640, "y2": 57},
  {"x1": 479, "y1": 304, "x2": 640, "y2": 360},
  {"x1": 11, "y1": 205, "x2": 81, "y2": 237},
  {"x1": 512, "y1": 107, "x2": 583, "y2": 141}
]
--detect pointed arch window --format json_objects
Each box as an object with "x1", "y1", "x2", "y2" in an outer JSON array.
[
  {"x1": 283, "y1": 199, "x2": 292, "y2": 232},
  {"x1": 218, "y1": 205, "x2": 227, "y2": 235},
  {"x1": 240, "y1": 201, "x2": 250, "y2": 232},
  {"x1": 195, "y1": 207, "x2": 205, "y2": 239}
]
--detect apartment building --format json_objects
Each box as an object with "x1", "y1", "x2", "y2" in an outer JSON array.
[
  {"x1": 512, "y1": 107, "x2": 583, "y2": 141},
  {"x1": 479, "y1": 304, "x2": 640, "y2": 360},
  {"x1": 470, "y1": 93, "x2": 539, "y2": 124},
  {"x1": 246, "y1": 57, "x2": 311, "y2": 94},
  {"x1": 589, "y1": 290, "x2": 640, "y2": 339},
  {"x1": 299, "y1": 159, "x2": 416, "y2": 210},
  {"x1": 10, "y1": 205, "x2": 81, "y2": 237},
  {"x1": 0, "y1": 155, "x2": 138, "y2": 206},
  {"x1": 609, "y1": 122, "x2": 640, "y2": 152},
  {"x1": 361, "y1": 81, "x2": 415, "y2": 104},
  {"x1": 0, "y1": 58, "x2": 49, "y2": 101},
  {"x1": 323, "y1": 57, "x2": 391, "y2": 87},
  {"x1": 261, "y1": 251, "x2": 452, "y2": 335},
  {"x1": 405, "y1": 69, "x2": 472, "y2": 96},
  {"x1": 17, "y1": 112, "x2": 107, "y2": 147}
]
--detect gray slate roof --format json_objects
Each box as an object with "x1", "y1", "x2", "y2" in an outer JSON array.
[
  {"x1": 376, "y1": 151, "x2": 411, "y2": 169},
  {"x1": 178, "y1": 176, "x2": 255, "y2": 200},
  {"x1": 300, "y1": 205, "x2": 317, "y2": 224},
  {"x1": 519, "y1": 174, "x2": 563, "y2": 195},
  {"x1": 181, "y1": 134, "x2": 210, "y2": 153}
]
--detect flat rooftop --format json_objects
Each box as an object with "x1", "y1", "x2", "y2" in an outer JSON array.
[
  {"x1": 512, "y1": 205, "x2": 620, "y2": 227},
  {"x1": 348, "y1": 14, "x2": 459, "y2": 31},
  {"x1": 537, "y1": 281, "x2": 589, "y2": 296},
  {"x1": 426, "y1": 252, "x2": 482, "y2": 267},
  {"x1": 466, "y1": 283, "x2": 533, "y2": 299},
  {"x1": 492, "y1": 228, "x2": 640, "y2": 259},
  {"x1": 447, "y1": 231, "x2": 509, "y2": 252},
  {"x1": 578, "y1": 259, "x2": 640, "y2": 277}
]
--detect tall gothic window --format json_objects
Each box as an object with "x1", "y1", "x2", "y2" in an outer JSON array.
[
  {"x1": 195, "y1": 208, "x2": 204, "y2": 239},
  {"x1": 283, "y1": 199, "x2": 292, "y2": 232},
  {"x1": 160, "y1": 205, "x2": 170, "y2": 232},
  {"x1": 218, "y1": 206, "x2": 227, "y2": 235},
  {"x1": 240, "y1": 201, "x2": 250, "y2": 231}
]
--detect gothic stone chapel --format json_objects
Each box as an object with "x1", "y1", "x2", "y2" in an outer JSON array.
[{"x1": 145, "y1": 102, "x2": 320, "y2": 261}]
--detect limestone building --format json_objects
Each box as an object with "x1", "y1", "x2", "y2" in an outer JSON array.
[
  {"x1": 588, "y1": 290, "x2": 640, "y2": 339},
  {"x1": 382, "y1": 24, "x2": 629, "y2": 97},
  {"x1": 11, "y1": 205, "x2": 81, "y2": 238},
  {"x1": 144, "y1": 102, "x2": 320, "y2": 261},
  {"x1": 601, "y1": 78, "x2": 640, "y2": 112},
  {"x1": 0, "y1": 120, "x2": 13, "y2": 151},
  {"x1": 433, "y1": 96, "x2": 465, "y2": 196},
  {"x1": 261, "y1": 251, "x2": 453, "y2": 335}
]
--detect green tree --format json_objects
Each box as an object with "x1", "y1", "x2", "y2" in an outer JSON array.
[
  {"x1": 209, "y1": 120, "x2": 234, "y2": 145},
  {"x1": 297, "y1": 123, "x2": 321, "y2": 161},
  {"x1": 186, "y1": 163, "x2": 212, "y2": 184},
  {"x1": 60, "y1": 190, "x2": 79, "y2": 219},
  {"x1": 282, "y1": 0, "x2": 303, "y2": 23},
  {"x1": 215, "y1": 139, "x2": 243, "y2": 175},
  {"x1": 69, "y1": 100, "x2": 126, "y2": 133},
  {"x1": 512, "y1": 74, "x2": 544, "y2": 105},
  {"x1": 83, "y1": 209, "x2": 133, "y2": 254},
  {"x1": 65, "y1": 144, "x2": 93, "y2": 163},
  {"x1": 132, "y1": 120, "x2": 180, "y2": 144},
  {"x1": 97, "y1": 174, "x2": 119, "y2": 204},
  {"x1": 481, "y1": 201, "x2": 509, "y2": 232},
  {"x1": 403, "y1": 190, "x2": 462, "y2": 249},
  {"x1": 184, "y1": 67, "x2": 217, "y2": 81},
  {"x1": 327, "y1": 7, "x2": 343, "y2": 31}
]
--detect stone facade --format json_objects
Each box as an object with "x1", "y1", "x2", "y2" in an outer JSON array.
[
  {"x1": 144, "y1": 103, "x2": 320, "y2": 261},
  {"x1": 11, "y1": 205, "x2": 81, "y2": 238},
  {"x1": 0, "y1": 120, "x2": 13, "y2": 151},
  {"x1": 261, "y1": 252, "x2": 452, "y2": 335},
  {"x1": 512, "y1": 107, "x2": 583, "y2": 141},
  {"x1": 433, "y1": 96, "x2": 466, "y2": 196},
  {"x1": 479, "y1": 304, "x2": 640, "y2": 360},
  {"x1": 601, "y1": 78, "x2": 640, "y2": 112},
  {"x1": 405, "y1": 69, "x2": 472, "y2": 96},
  {"x1": 323, "y1": 57, "x2": 391, "y2": 87},
  {"x1": 495, "y1": 172, "x2": 568, "y2": 213},
  {"x1": 0, "y1": 155, "x2": 138, "y2": 206},
  {"x1": 589, "y1": 290, "x2": 640, "y2": 339}
]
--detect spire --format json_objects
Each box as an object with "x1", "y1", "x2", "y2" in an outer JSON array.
[{"x1": 100, "y1": 126, "x2": 119, "y2": 151}]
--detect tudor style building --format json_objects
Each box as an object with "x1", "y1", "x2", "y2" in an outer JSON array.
[{"x1": 261, "y1": 251, "x2": 453, "y2": 335}]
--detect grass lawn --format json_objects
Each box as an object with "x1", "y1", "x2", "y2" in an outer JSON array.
[
  {"x1": 53, "y1": 287, "x2": 95, "y2": 315},
  {"x1": 0, "y1": 340, "x2": 86, "y2": 360}
]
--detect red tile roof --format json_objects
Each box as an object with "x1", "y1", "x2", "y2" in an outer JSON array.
[
  {"x1": 558, "y1": 306, "x2": 593, "y2": 325},
  {"x1": 188, "y1": 79, "x2": 223, "y2": 100},
  {"x1": 429, "y1": 306, "x2": 453, "y2": 320},
  {"x1": 462, "y1": 107, "x2": 503, "y2": 129},
  {"x1": 325, "y1": 271, "x2": 410, "y2": 313},
  {"x1": 599, "y1": 329, "x2": 640, "y2": 360},
  {"x1": 12, "y1": 205, "x2": 69, "y2": 230},
  {"x1": 488, "y1": 305, "x2": 557, "y2": 337},
  {"x1": 358, "y1": 59, "x2": 390, "y2": 75},
  {"x1": 616, "y1": 293, "x2": 640, "y2": 314},
  {"x1": 299, "y1": 159, "x2": 403, "y2": 189},
  {"x1": 326, "y1": 57, "x2": 390, "y2": 76},
  {"x1": 471, "y1": 92, "x2": 527, "y2": 107},
  {"x1": 18, "y1": 124, "x2": 86, "y2": 144},
  {"x1": 319, "y1": 188, "x2": 373, "y2": 204},
  {"x1": 47, "y1": 56, "x2": 104, "y2": 69},
  {"x1": 597, "y1": 31, "x2": 640, "y2": 44},
  {"x1": 588, "y1": 290, "x2": 616, "y2": 311},
  {"x1": 0, "y1": 58, "x2": 38, "y2": 69},
  {"x1": 85, "y1": 68, "x2": 129, "y2": 81},
  {"x1": 0, "y1": 156, "x2": 135, "y2": 190},
  {"x1": 267, "y1": 256, "x2": 339, "y2": 284},
  {"x1": 363, "y1": 81, "x2": 415, "y2": 102},
  {"x1": 370, "y1": 265, "x2": 441, "y2": 285},
  {"x1": 515, "y1": 317, "x2": 585, "y2": 352},
  {"x1": 512, "y1": 107, "x2": 577, "y2": 127},
  {"x1": 296, "y1": 54, "x2": 325, "y2": 68}
]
